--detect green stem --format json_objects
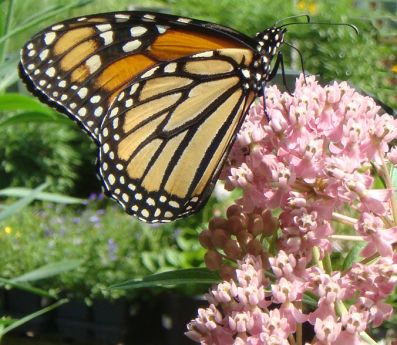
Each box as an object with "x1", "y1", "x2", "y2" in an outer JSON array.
[
  {"x1": 0, "y1": 298, "x2": 68, "y2": 338},
  {"x1": 359, "y1": 331, "x2": 379, "y2": 345},
  {"x1": 295, "y1": 301, "x2": 302, "y2": 345},
  {"x1": 331, "y1": 212, "x2": 358, "y2": 226},
  {"x1": 0, "y1": 277, "x2": 56, "y2": 298},
  {"x1": 323, "y1": 253, "x2": 333, "y2": 275},
  {"x1": 330, "y1": 234, "x2": 364, "y2": 241},
  {"x1": 312, "y1": 247, "x2": 323, "y2": 270},
  {"x1": 0, "y1": 0, "x2": 14, "y2": 65}
]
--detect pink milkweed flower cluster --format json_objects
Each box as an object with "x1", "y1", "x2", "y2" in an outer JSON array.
[{"x1": 187, "y1": 75, "x2": 397, "y2": 345}]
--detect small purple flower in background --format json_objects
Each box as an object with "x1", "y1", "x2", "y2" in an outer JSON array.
[
  {"x1": 173, "y1": 228, "x2": 182, "y2": 240},
  {"x1": 107, "y1": 239, "x2": 118, "y2": 261},
  {"x1": 44, "y1": 227, "x2": 53, "y2": 237},
  {"x1": 96, "y1": 209, "x2": 105, "y2": 215},
  {"x1": 72, "y1": 217, "x2": 81, "y2": 224},
  {"x1": 89, "y1": 215, "x2": 101, "y2": 226},
  {"x1": 89, "y1": 215, "x2": 99, "y2": 223},
  {"x1": 88, "y1": 193, "x2": 98, "y2": 201},
  {"x1": 84, "y1": 192, "x2": 100, "y2": 205}
]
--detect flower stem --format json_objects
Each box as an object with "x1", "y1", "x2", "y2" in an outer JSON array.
[
  {"x1": 312, "y1": 247, "x2": 324, "y2": 270},
  {"x1": 332, "y1": 212, "x2": 358, "y2": 226},
  {"x1": 359, "y1": 331, "x2": 379, "y2": 345},
  {"x1": 330, "y1": 235, "x2": 364, "y2": 241},
  {"x1": 296, "y1": 301, "x2": 303, "y2": 345},
  {"x1": 379, "y1": 152, "x2": 397, "y2": 225},
  {"x1": 323, "y1": 252, "x2": 333, "y2": 275}
]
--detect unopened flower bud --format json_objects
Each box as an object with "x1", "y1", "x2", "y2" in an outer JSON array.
[
  {"x1": 204, "y1": 250, "x2": 223, "y2": 271},
  {"x1": 199, "y1": 229, "x2": 213, "y2": 249},
  {"x1": 260, "y1": 252, "x2": 270, "y2": 269},
  {"x1": 226, "y1": 204, "x2": 242, "y2": 218},
  {"x1": 212, "y1": 228, "x2": 229, "y2": 248},
  {"x1": 249, "y1": 214, "x2": 264, "y2": 237},
  {"x1": 261, "y1": 209, "x2": 279, "y2": 236},
  {"x1": 224, "y1": 240, "x2": 242, "y2": 260},
  {"x1": 236, "y1": 232, "x2": 252, "y2": 247},
  {"x1": 227, "y1": 215, "x2": 245, "y2": 235},
  {"x1": 209, "y1": 217, "x2": 227, "y2": 231},
  {"x1": 246, "y1": 239, "x2": 263, "y2": 256},
  {"x1": 220, "y1": 264, "x2": 236, "y2": 281}
]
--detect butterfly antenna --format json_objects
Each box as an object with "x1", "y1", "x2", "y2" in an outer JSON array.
[
  {"x1": 279, "y1": 21, "x2": 359, "y2": 35},
  {"x1": 274, "y1": 14, "x2": 311, "y2": 26},
  {"x1": 283, "y1": 42, "x2": 307, "y2": 85}
]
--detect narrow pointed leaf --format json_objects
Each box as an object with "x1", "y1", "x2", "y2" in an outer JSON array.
[
  {"x1": 0, "y1": 278, "x2": 55, "y2": 298},
  {"x1": 0, "y1": 183, "x2": 47, "y2": 221},
  {"x1": 0, "y1": 187, "x2": 84, "y2": 204},
  {"x1": 112, "y1": 268, "x2": 219, "y2": 289},
  {"x1": 1, "y1": 299, "x2": 68, "y2": 336},
  {"x1": 342, "y1": 243, "x2": 365, "y2": 271},
  {"x1": 12, "y1": 260, "x2": 81, "y2": 283}
]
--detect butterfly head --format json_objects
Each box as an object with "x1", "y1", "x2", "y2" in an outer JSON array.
[
  {"x1": 254, "y1": 27, "x2": 286, "y2": 80},
  {"x1": 255, "y1": 26, "x2": 286, "y2": 55}
]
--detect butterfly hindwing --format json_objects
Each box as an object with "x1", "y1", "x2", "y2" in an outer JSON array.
[
  {"x1": 97, "y1": 48, "x2": 256, "y2": 222},
  {"x1": 19, "y1": 11, "x2": 254, "y2": 143}
]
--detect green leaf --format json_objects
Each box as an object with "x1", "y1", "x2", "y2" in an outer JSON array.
[
  {"x1": 0, "y1": 187, "x2": 84, "y2": 204},
  {"x1": 0, "y1": 0, "x2": 92, "y2": 46},
  {"x1": 0, "y1": 299, "x2": 68, "y2": 337},
  {"x1": 141, "y1": 252, "x2": 158, "y2": 272},
  {"x1": 0, "y1": 111, "x2": 70, "y2": 127},
  {"x1": 0, "y1": 183, "x2": 47, "y2": 221},
  {"x1": 0, "y1": 57, "x2": 18, "y2": 91},
  {"x1": 302, "y1": 292, "x2": 318, "y2": 308},
  {"x1": 164, "y1": 248, "x2": 180, "y2": 267},
  {"x1": 111, "y1": 268, "x2": 219, "y2": 290},
  {"x1": 0, "y1": 93, "x2": 53, "y2": 113},
  {"x1": 342, "y1": 243, "x2": 365, "y2": 271},
  {"x1": 0, "y1": 278, "x2": 55, "y2": 298},
  {"x1": 12, "y1": 260, "x2": 81, "y2": 283}
]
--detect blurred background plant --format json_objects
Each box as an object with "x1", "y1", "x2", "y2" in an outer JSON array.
[
  {"x1": 1, "y1": 188, "x2": 233, "y2": 301},
  {"x1": 0, "y1": 0, "x2": 395, "y2": 343}
]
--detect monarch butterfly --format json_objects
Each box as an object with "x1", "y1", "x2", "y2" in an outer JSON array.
[{"x1": 19, "y1": 11, "x2": 286, "y2": 223}]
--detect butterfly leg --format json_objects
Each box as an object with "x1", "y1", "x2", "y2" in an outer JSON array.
[
  {"x1": 261, "y1": 81, "x2": 271, "y2": 122},
  {"x1": 268, "y1": 52, "x2": 293, "y2": 95}
]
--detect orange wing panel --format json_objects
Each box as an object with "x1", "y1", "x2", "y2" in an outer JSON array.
[
  {"x1": 95, "y1": 54, "x2": 156, "y2": 103},
  {"x1": 150, "y1": 29, "x2": 247, "y2": 60}
]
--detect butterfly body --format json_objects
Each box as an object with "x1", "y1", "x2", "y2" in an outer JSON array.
[{"x1": 19, "y1": 11, "x2": 285, "y2": 222}]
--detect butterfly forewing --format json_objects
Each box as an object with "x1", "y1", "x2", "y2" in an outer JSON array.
[
  {"x1": 19, "y1": 12, "x2": 253, "y2": 142},
  {"x1": 98, "y1": 49, "x2": 255, "y2": 222},
  {"x1": 19, "y1": 11, "x2": 286, "y2": 223}
]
